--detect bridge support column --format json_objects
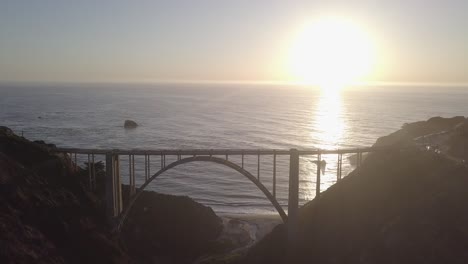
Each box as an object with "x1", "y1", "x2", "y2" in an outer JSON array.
[
  {"x1": 288, "y1": 149, "x2": 299, "y2": 260},
  {"x1": 105, "y1": 152, "x2": 123, "y2": 220}
]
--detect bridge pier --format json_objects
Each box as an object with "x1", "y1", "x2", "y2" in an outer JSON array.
[
  {"x1": 105, "y1": 152, "x2": 123, "y2": 220},
  {"x1": 288, "y1": 149, "x2": 299, "y2": 259}
]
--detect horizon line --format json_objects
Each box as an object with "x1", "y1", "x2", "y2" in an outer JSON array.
[{"x1": 1, "y1": 79, "x2": 468, "y2": 87}]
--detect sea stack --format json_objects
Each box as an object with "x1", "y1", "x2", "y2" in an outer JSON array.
[{"x1": 124, "y1": 120, "x2": 138, "y2": 129}]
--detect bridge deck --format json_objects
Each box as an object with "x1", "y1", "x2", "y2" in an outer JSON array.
[{"x1": 56, "y1": 146, "x2": 404, "y2": 155}]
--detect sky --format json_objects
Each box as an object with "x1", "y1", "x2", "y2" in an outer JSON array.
[{"x1": 1, "y1": 0, "x2": 467, "y2": 84}]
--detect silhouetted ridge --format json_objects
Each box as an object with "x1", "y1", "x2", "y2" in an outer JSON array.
[{"x1": 244, "y1": 116, "x2": 468, "y2": 264}]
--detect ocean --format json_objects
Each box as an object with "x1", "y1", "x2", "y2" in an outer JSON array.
[{"x1": 1, "y1": 82, "x2": 467, "y2": 215}]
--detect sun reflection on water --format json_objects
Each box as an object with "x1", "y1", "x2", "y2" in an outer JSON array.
[
  {"x1": 314, "y1": 87, "x2": 345, "y2": 149},
  {"x1": 301, "y1": 86, "x2": 346, "y2": 201}
]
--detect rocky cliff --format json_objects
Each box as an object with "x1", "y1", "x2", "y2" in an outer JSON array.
[
  {"x1": 244, "y1": 116, "x2": 468, "y2": 264},
  {"x1": 0, "y1": 127, "x2": 224, "y2": 264},
  {"x1": 0, "y1": 126, "x2": 131, "y2": 264},
  {"x1": 120, "y1": 186, "x2": 223, "y2": 264}
]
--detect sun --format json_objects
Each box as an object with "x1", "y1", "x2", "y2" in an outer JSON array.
[{"x1": 289, "y1": 17, "x2": 375, "y2": 91}]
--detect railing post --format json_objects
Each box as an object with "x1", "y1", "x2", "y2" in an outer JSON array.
[
  {"x1": 288, "y1": 148, "x2": 299, "y2": 259},
  {"x1": 273, "y1": 151, "x2": 277, "y2": 198},
  {"x1": 257, "y1": 154, "x2": 260, "y2": 180},
  {"x1": 316, "y1": 153, "x2": 321, "y2": 197},
  {"x1": 105, "y1": 152, "x2": 116, "y2": 219},
  {"x1": 337, "y1": 153, "x2": 342, "y2": 181}
]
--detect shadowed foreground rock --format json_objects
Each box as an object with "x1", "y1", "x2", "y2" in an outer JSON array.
[
  {"x1": 121, "y1": 187, "x2": 223, "y2": 264},
  {"x1": 0, "y1": 127, "x2": 225, "y2": 264},
  {"x1": 244, "y1": 116, "x2": 468, "y2": 264},
  {"x1": 0, "y1": 127, "x2": 131, "y2": 264}
]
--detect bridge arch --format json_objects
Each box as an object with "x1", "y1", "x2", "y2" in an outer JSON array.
[{"x1": 116, "y1": 156, "x2": 287, "y2": 231}]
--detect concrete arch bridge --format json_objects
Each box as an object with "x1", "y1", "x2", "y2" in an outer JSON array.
[{"x1": 55, "y1": 146, "x2": 422, "y2": 243}]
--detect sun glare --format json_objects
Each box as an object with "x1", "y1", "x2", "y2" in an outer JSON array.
[{"x1": 290, "y1": 17, "x2": 375, "y2": 91}]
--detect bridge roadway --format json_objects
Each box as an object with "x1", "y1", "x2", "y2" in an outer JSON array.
[{"x1": 56, "y1": 146, "x2": 396, "y2": 155}]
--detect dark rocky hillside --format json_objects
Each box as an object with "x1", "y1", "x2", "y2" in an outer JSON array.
[
  {"x1": 0, "y1": 127, "x2": 224, "y2": 264},
  {"x1": 244, "y1": 116, "x2": 468, "y2": 264},
  {"x1": 0, "y1": 126, "x2": 130, "y2": 264},
  {"x1": 121, "y1": 186, "x2": 223, "y2": 264}
]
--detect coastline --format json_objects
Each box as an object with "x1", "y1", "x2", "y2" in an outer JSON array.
[
  {"x1": 218, "y1": 213, "x2": 282, "y2": 247},
  {"x1": 194, "y1": 213, "x2": 282, "y2": 264},
  {"x1": 3, "y1": 116, "x2": 467, "y2": 264},
  {"x1": 243, "y1": 116, "x2": 468, "y2": 264}
]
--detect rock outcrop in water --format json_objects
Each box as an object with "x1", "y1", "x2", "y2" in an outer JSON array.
[
  {"x1": 124, "y1": 120, "x2": 138, "y2": 129},
  {"x1": 0, "y1": 127, "x2": 224, "y2": 264},
  {"x1": 243, "y1": 116, "x2": 468, "y2": 264}
]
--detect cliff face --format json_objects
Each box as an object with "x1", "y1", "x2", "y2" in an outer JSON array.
[
  {"x1": 374, "y1": 116, "x2": 466, "y2": 148},
  {"x1": 0, "y1": 126, "x2": 131, "y2": 264},
  {"x1": 244, "y1": 116, "x2": 468, "y2": 264},
  {"x1": 0, "y1": 127, "x2": 224, "y2": 264},
  {"x1": 121, "y1": 186, "x2": 223, "y2": 264}
]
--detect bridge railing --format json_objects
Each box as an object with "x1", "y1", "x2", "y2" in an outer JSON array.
[{"x1": 56, "y1": 146, "x2": 400, "y2": 155}]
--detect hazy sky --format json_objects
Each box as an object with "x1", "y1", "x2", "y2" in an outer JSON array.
[{"x1": 1, "y1": 0, "x2": 467, "y2": 84}]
